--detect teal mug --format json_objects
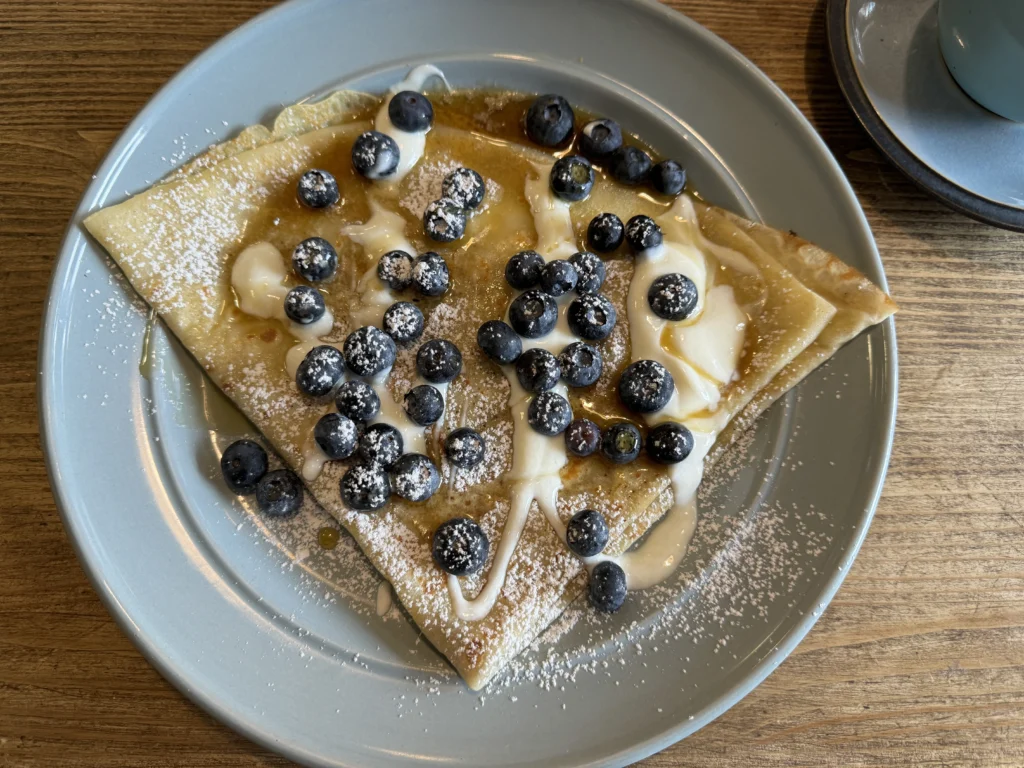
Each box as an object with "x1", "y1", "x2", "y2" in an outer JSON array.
[{"x1": 938, "y1": 0, "x2": 1024, "y2": 122}]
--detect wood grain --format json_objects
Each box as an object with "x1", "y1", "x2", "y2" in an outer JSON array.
[{"x1": 2, "y1": 0, "x2": 1023, "y2": 765}]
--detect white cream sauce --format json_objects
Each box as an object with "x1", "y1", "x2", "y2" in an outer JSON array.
[
  {"x1": 231, "y1": 242, "x2": 289, "y2": 318},
  {"x1": 231, "y1": 241, "x2": 336, "y2": 379},
  {"x1": 610, "y1": 430, "x2": 713, "y2": 588},
  {"x1": 614, "y1": 198, "x2": 751, "y2": 590},
  {"x1": 524, "y1": 162, "x2": 577, "y2": 260},
  {"x1": 371, "y1": 371, "x2": 428, "y2": 457},
  {"x1": 447, "y1": 171, "x2": 578, "y2": 621},
  {"x1": 376, "y1": 581, "x2": 394, "y2": 616},
  {"x1": 297, "y1": 365, "x2": 433, "y2": 481},
  {"x1": 344, "y1": 199, "x2": 416, "y2": 328},
  {"x1": 447, "y1": 474, "x2": 562, "y2": 622},
  {"x1": 628, "y1": 237, "x2": 720, "y2": 420},
  {"x1": 285, "y1": 339, "x2": 323, "y2": 380},
  {"x1": 374, "y1": 64, "x2": 448, "y2": 183},
  {"x1": 300, "y1": 430, "x2": 331, "y2": 483},
  {"x1": 674, "y1": 284, "x2": 746, "y2": 384}
]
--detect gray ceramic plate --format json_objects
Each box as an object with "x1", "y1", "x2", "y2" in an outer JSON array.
[{"x1": 40, "y1": 0, "x2": 897, "y2": 765}]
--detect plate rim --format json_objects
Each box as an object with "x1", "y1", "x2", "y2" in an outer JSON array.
[
  {"x1": 827, "y1": 0, "x2": 1024, "y2": 233},
  {"x1": 39, "y1": 0, "x2": 899, "y2": 764}
]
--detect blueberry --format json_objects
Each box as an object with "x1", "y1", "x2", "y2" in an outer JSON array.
[
  {"x1": 432, "y1": 517, "x2": 489, "y2": 575},
  {"x1": 608, "y1": 145, "x2": 652, "y2": 185},
  {"x1": 445, "y1": 427, "x2": 486, "y2": 469},
  {"x1": 358, "y1": 423, "x2": 403, "y2": 468},
  {"x1": 388, "y1": 90, "x2": 433, "y2": 132},
  {"x1": 297, "y1": 169, "x2": 339, "y2": 209},
  {"x1": 416, "y1": 339, "x2": 462, "y2": 383},
  {"x1": 646, "y1": 422, "x2": 695, "y2": 464},
  {"x1": 412, "y1": 252, "x2": 450, "y2": 297},
  {"x1": 423, "y1": 198, "x2": 466, "y2": 243},
  {"x1": 296, "y1": 345, "x2": 344, "y2": 398},
  {"x1": 589, "y1": 560, "x2": 627, "y2": 613},
  {"x1": 255, "y1": 469, "x2": 304, "y2": 518},
  {"x1": 314, "y1": 413, "x2": 358, "y2": 460},
  {"x1": 651, "y1": 159, "x2": 687, "y2": 196},
  {"x1": 550, "y1": 155, "x2": 595, "y2": 203},
  {"x1": 343, "y1": 326, "x2": 396, "y2": 378},
  {"x1": 292, "y1": 237, "x2": 338, "y2": 282},
  {"x1": 579, "y1": 118, "x2": 623, "y2": 161},
  {"x1": 587, "y1": 213, "x2": 624, "y2": 253},
  {"x1": 442, "y1": 167, "x2": 485, "y2": 210},
  {"x1": 626, "y1": 215, "x2": 663, "y2": 252},
  {"x1": 565, "y1": 418, "x2": 601, "y2": 457},
  {"x1": 648, "y1": 273, "x2": 699, "y2": 321},
  {"x1": 515, "y1": 348, "x2": 561, "y2": 393},
  {"x1": 383, "y1": 301, "x2": 424, "y2": 345},
  {"x1": 352, "y1": 130, "x2": 400, "y2": 180},
  {"x1": 618, "y1": 360, "x2": 675, "y2": 414},
  {"x1": 601, "y1": 422, "x2": 642, "y2": 464},
  {"x1": 284, "y1": 285, "x2": 326, "y2": 325},
  {"x1": 527, "y1": 391, "x2": 573, "y2": 436},
  {"x1": 335, "y1": 380, "x2": 380, "y2": 422},
  {"x1": 476, "y1": 320, "x2": 522, "y2": 364},
  {"x1": 390, "y1": 453, "x2": 441, "y2": 502},
  {"x1": 220, "y1": 439, "x2": 268, "y2": 494},
  {"x1": 539, "y1": 259, "x2": 578, "y2": 297},
  {"x1": 404, "y1": 384, "x2": 445, "y2": 426},
  {"x1": 567, "y1": 294, "x2": 617, "y2": 341},
  {"x1": 340, "y1": 463, "x2": 390, "y2": 512},
  {"x1": 525, "y1": 94, "x2": 575, "y2": 147},
  {"x1": 566, "y1": 509, "x2": 610, "y2": 557},
  {"x1": 509, "y1": 289, "x2": 558, "y2": 338},
  {"x1": 377, "y1": 250, "x2": 414, "y2": 291},
  {"x1": 505, "y1": 250, "x2": 545, "y2": 290},
  {"x1": 569, "y1": 251, "x2": 605, "y2": 294},
  {"x1": 559, "y1": 341, "x2": 603, "y2": 387}
]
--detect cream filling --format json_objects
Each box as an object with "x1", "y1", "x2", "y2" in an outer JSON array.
[
  {"x1": 627, "y1": 238, "x2": 719, "y2": 420},
  {"x1": 300, "y1": 430, "x2": 332, "y2": 483},
  {"x1": 344, "y1": 199, "x2": 416, "y2": 327},
  {"x1": 374, "y1": 64, "x2": 448, "y2": 183}
]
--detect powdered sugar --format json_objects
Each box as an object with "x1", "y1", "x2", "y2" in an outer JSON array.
[
  {"x1": 93, "y1": 146, "x2": 311, "y2": 319},
  {"x1": 400, "y1": 155, "x2": 502, "y2": 220}
]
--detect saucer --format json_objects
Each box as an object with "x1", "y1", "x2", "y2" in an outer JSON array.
[{"x1": 828, "y1": 0, "x2": 1024, "y2": 231}]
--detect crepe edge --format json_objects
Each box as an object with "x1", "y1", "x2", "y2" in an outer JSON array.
[{"x1": 699, "y1": 204, "x2": 897, "y2": 465}]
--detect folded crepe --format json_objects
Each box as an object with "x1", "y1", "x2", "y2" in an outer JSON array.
[{"x1": 83, "y1": 82, "x2": 895, "y2": 689}]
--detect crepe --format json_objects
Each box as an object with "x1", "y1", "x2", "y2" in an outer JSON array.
[
  {"x1": 699, "y1": 205, "x2": 898, "y2": 464},
  {"x1": 83, "y1": 85, "x2": 894, "y2": 689}
]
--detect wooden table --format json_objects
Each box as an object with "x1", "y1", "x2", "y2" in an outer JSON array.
[{"x1": 2, "y1": 0, "x2": 1023, "y2": 765}]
